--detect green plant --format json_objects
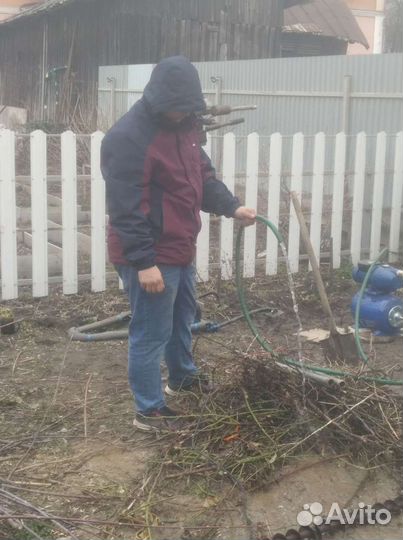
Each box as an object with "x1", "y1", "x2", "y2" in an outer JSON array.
[{"x1": 4, "y1": 521, "x2": 56, "y2": 540}]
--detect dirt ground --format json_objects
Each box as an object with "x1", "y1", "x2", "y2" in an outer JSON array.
[{"x1": 0, "y1": 268, "x2": 402, "y2": 540}]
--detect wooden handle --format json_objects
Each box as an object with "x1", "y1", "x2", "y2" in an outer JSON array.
[{"x1": 290, "y1": 191, "x2": 339, "y2": 336}]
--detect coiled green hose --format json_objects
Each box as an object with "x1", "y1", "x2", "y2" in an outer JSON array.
[
  {"x1": 353, "y1": 247, "x2": 389, "y2": 366},
  {"x1": 235, "y1": 216, "x2": 403, "y2": 386}
]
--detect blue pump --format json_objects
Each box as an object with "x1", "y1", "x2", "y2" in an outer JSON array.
[{"x1": 352, "y1": 261, "x2": 403, "y2": 336}]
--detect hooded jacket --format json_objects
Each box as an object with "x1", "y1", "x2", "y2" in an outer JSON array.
[{"x1": 101, "y1": 56, "x2": 240, "y2": 269}]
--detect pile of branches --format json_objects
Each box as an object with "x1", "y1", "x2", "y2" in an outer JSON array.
[{"x1": 162, "y1": 357, "x2": 402, "y2": 488}]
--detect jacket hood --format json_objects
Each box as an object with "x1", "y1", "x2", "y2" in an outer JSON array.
[{"x1": 143, "y1": 56, "x2": 206, "y2": 115}]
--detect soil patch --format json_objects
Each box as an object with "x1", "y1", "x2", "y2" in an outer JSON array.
[{"x1": 1, "y1": 271, "x2": 402, "y2": 539}]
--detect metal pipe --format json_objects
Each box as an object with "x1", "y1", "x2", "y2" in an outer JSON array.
[
  {"x1": 68, "y1": 311, "x2": 131, "y2": 341},
  {"x1": 67, "y1": 307, "x2": 341, "y2": 386},
  {"x1": 204, "y1": 104, "x2": 257, "y2": 116},
  {"x1": 205, "y1": 118, "x2": 244, "y2": 131},
  {"x1": 275, "y1": 362, "x2": 345, "y2": 387},
  {"x1": 68, "y1": 328, "x2": 128, "y2": 342},
  {"x1": 107, "y1": 77, "x2": 117, "y2": 125},
  {"x1": 342, "y1": 75, "x2": 352, "y2": 133},
  {"x1": 68, "y1": 320, "x2": 219, "y2": 341},
  {"x1": 71, "y1": 311, "x2": 131, "y2": 333},
  {"x1": 68, "y1": 307, "x2": 282, "y2": 342}
]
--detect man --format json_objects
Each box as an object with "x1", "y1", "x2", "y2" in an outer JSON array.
[{"x1": 101, "y1": 56, "x2": 256, "y2": 432}]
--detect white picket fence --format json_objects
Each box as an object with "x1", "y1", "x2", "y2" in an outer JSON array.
[{"x1": 0, "y1": 129, "x2": 402, "y2": 300}]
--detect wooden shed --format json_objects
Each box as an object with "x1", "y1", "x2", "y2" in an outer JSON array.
[
  {"x1": 0, "y1": 0, "x2": 298, "y2": 128},
  {"x1": 282, "y1": 0, "x2": 369, "y2": 56}
]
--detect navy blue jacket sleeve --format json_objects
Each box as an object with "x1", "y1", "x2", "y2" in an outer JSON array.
[
  {"x1": 101, "y1": 130, "x2": 156, "y2": 270},
  {"x1": 200, "y1": 149, "x2": 240, "y2": 217}
]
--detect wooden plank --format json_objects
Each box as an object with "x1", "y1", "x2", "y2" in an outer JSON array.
[
  {"x1": 16, "y1": 254, "x2": 62, "y2": 279},
  {"x1": 91, "y1": 131, "x2": 106, "y2": 292},
  {"x1": 186, "y1": 19, "x2": 193, "y2": 58},
  {"x1": 200, "y1": 22, "x2": 208, "y2": 59},
  {"x1": 208, "y1": 24, "x2": 218, "y2": 60},
  {"x1": 46, "y1": 220, "x2": 92, "y2": 254},
  {"x1": 0, "y1": 130, "x2": 18, "y2": 300},
  {"x1": 16, "y1": 174, "x2": 90, "y2": 184},
  {"x1": 61, "y1": 131, "x2": 78, "y2": 295},
  {"x1": 288, "y1": 132, "x2": 304, "y2": 273},
  {"x1": 180, "y1": 19, "x2": 189, "y2": 57},
  {"x1": 30, "y1": 130, "x2": 48, "y2": 297},
  {"x1": 266, "y1": 133, "x2": 282, "y2": 275},
  {"x1": 252, "y1": 24, "x2": 259, "y2": 59},
  {"x1": 350, "y1": 132, "x2": 367, "y2": 265},
  {"x1": 23, "y1": 232, "x2": 62, "y2": 255},
  {"x1": 309, "y1": 132, "x2": 325, "y2": 268},
  {"x1": 190, "y1": 20, "x2": 201, "y2": 61},
  {"x1": 219, "y1": 9, "x2": 228, "y2": 61},
  {"x1": 160, "y1": 15, "x2": 169, "y2": 58},
  {"x1": 370, "y1": 132, "x2": 387, "y2": 260},
  {"x1": 243, "y1": 133, "x2": 259, "y2": 277},
  {"x1": 331, "y1": 132, "x2": 347, "y2": 269},
  {"x1": 389, "y1": 131, "x2": 403, "y2": 262},
  {"x1": 233, "y1": 23, "x2": 241, "y2": 59},
  {"x1": 220, "y1": 133, "x2": 236, "y2": 279},
  {"x1": 171, "y1": 19, "x2": 180, "y2": 55},
  {"x1": 2, "y1": 271, "x2": 119, "y2": 289},
  {"x1": 47, "y1": 194, "x2": 63, "y2": 206},
  {"x1": 17, "y1": 205, "x2": 88, "y2": 224}
]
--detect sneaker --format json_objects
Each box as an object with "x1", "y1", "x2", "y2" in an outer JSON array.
[
  {"x1": 133, "y1": 405, "x2": 182, "y2": 432},
  {"x1": 165, "y1": 374, "x2": 213, "y2": 397}
]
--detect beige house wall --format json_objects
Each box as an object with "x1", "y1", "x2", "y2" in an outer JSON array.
[
  {"x1": 0, "y1": 0, "x2": 44, "y2": 20},
  {"x1": 347, "y1": 0, "x2": 385, "y2": 54}
]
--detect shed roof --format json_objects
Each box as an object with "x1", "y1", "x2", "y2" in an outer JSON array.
[
  {"x1": 1, "y1": 0, "x2": 304, "y2": 25},
  {"x1": 283, "y1": 0, "x2": 369, "y2": 47},
  {"x1": 0, "y1": 0, "x2": 73, "y2": 23}
]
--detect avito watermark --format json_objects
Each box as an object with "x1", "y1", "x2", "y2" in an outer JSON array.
[{"x1": 297, "y1": 502, "x2": 391, "y2": 527}]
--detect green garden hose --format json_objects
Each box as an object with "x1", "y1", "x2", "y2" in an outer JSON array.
[
  {"x1": 235, "y1": 216, "x2": 403, "y2": 387},
  {"x1": 353, "y1": 247, "x2": 389, "y2": 366}
]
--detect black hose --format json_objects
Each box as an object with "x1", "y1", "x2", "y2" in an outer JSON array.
[{"x1": 267, "y1": 494, "x2": 403, "y2": 540}]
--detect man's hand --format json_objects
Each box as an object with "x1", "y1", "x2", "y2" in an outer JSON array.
[
  {"x1": 234, "y1": 206, "x2": 256, "y2": 226},
  {"x1": 138, "y1": 266, "x2": 165, "y2": 293}
]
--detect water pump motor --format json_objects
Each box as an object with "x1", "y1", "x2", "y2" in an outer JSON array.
[{"x1": 351, "y1": 261, "x2": 403, "y2": 336}]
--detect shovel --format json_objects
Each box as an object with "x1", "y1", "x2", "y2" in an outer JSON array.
[{"x1": 290, "y1": 191, "x2": 357, "y2": 362}]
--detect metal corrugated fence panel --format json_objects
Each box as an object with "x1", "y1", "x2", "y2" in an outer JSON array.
[
  {"x1": 98, "y1": 65, "x2": 128, "y2": 130},
  {"x1": 192, "y1": 53, "x2": 403, "y2": 136},
  {"x1": 98, "y1": 54, "x2": 403, "y2": 207},
  {"x1": 194, "y1": 53, "x2": 403, "y2": 93},
  {"x1": 99, "y1": 53, "x2": 403, "y2": 136}
]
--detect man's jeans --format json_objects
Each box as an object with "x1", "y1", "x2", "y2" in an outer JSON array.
[{"x1": 116, "y1": 263, "x2": 198, "y2": 413}]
